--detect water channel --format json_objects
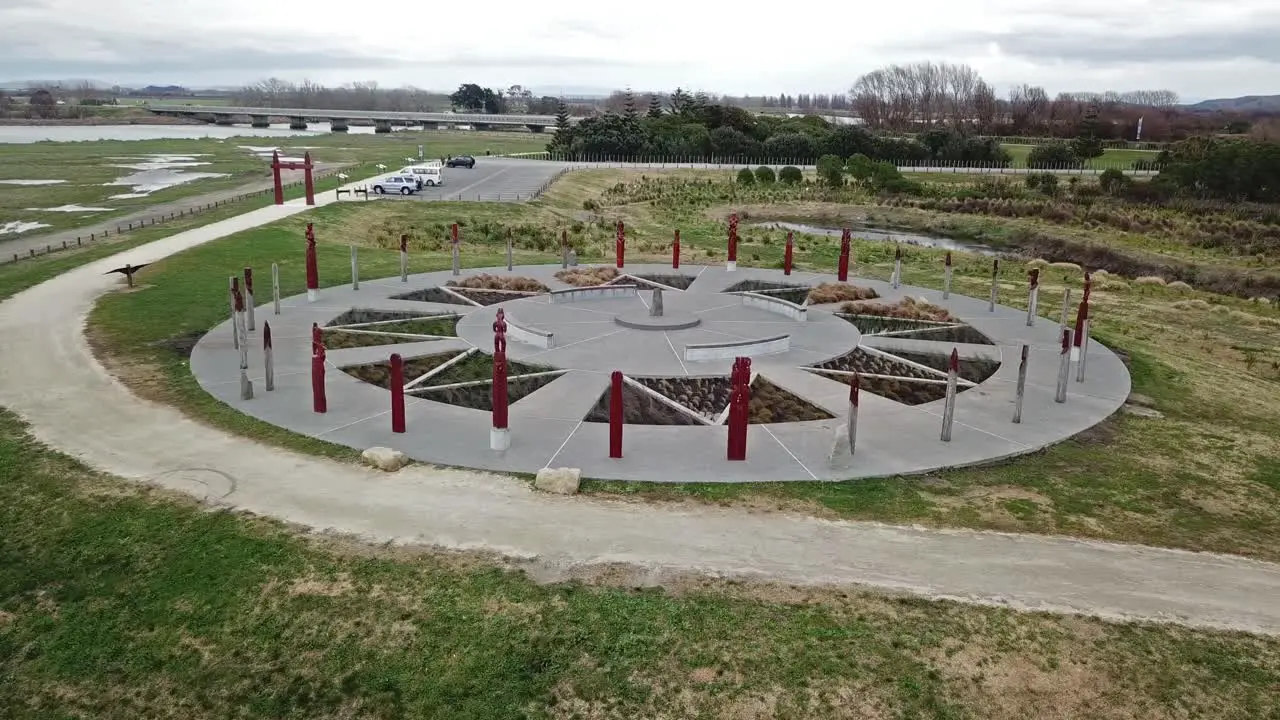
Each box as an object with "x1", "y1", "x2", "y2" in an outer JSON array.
[
  {"x1": 0, "y1": 122, "x2": 414, "y2": 144},
  {"x1": 753, "y1": 221, "x2": 998, "y2": 256}
]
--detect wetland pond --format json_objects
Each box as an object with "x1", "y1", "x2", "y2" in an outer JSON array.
[{"x1": 753, "y1": 221, "x2": 998, "y2": 256}]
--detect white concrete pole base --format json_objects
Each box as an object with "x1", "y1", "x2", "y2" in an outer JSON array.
[
  {"x1": 490, "y1": 427, "x2": 510, "y2": 451},
  {"x1": 1026, "y1": 289, "x2": 1038, "y2": 326},
  {"x1": 246, "y1": 293, "x2": 255, "y2": 331},
  {"x1": 726, "y1": 260, "x2": 737, "y2": 272},
  {"x1": 239, "y1": 369, "x2": 254, "y2": 400},
  {"x1": 307, "y1": 289, "x2": 317, "y2": 303}
]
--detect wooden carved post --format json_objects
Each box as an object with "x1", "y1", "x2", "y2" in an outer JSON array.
[
  {"x1": 232, "y1": 279, "x2": 248, "y2": 371},
  {"x1": 988, "y1": 258, "x2": 999, "y2": 312},
  {"x1": 399, "y1": 233, "x2": 409, "y2": 282},
  {"x1": 1013, "y1": 344, "x2": 1029, "y2": 423},
  {"x1": 302, "y1": 151, "x2": 315, "y2": 206},
  {"x1": 271, "y1": 262, "x2": 281, "y2": 315},
  {"x1": 615, "y1": 220, "x2": 625, "y2": 269},
  {"x1": 390, "y1": 352, "x2": 406, "y2": 433},
  {"x1": 490, "y1": 309, "x2": 510, "y2": 451},
  {"x1": 271, "y1": 150, "x2": 284, "y2": 205},
  {"x1": 263, "y1": 322, "x2": 275, "y2": 392},
  {"x1": 837, "y1": 228, "x2": 851, "y2": 282},
  {"x1": 847, "y1": 373, "x2": 859, "y2": 456},
  {"x1": 451, "y1": 223, "x2": 460, "y2": 276},
  {"x1": 350, "y1": 245, "x2": 359, "y2": 290},
  {"x1": 227, "y1": 276, "x2": 240, "y2": 349},
  {"x1": 506, "y1": 227, "x2": 513, "y2": 271},
  {"x1": 243, "y1": 267, "x2": 255, "y2": 331},
  {"x1": 727, "y1": 357, "x2": 751, "y2": 461},
  {"x1": 672, "y1": 229, "x2": 681, "y2": 269},
  {"x1": 1026, "y1": 268, "x2": 1040, "y2": 326},
  {"x1": 561, "y1": 229, "x2": 569, "y2": 269},
  {"x1": 609, "y1": 370, "x2": 623, "y2": 458},
  {"x1": 304, "y1": 222, "x2": 319, "y2": 303},
  {"x1": 1055, "y1": 327, "x2": 1071, "y2": 404},
  {"x1": 726, "y1": 213, "x2": 739, "y2": 271},
  {"x1": 1076, "y1": 301, "x2": 1091, "y2": 382},
  {"x1": 940, "y1": 349, "x2": 959, "y2": 441},
  {"x1": 784, "y1": 231, "x2": 794, "y2": 276},
  {"x1": 892, "y1": 245, "x2": 903, "y2": 289},
  {"x1": 311, "y1": 323, "x2": 327, "y2": 413},
  {"x1": 943, "y1": 251, "x2": 953, "y2": 299}
]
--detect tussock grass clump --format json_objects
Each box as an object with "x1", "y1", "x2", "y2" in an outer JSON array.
[
  {"x1": 1167, "y1": 280, "x2": 1194, "y2": 293},
  {"x1": 1134, "y1": 275, "x2": 1167, "y2": 286},
  {"x1": 1172, "y1": 299, "x2": 1212, "y2": 311},
  {"x1": 1049, "y1": 261, "x2": 1083, "y2": 272},
  {"x1": 447, "y1": 274, "x2": 549, "y2": 293},
  {"x1": 839, "y1": 297, "x2": 956, "y2": 322},
  {"x1": 555, "y1": 266, "x2": 620, "y2": 287},
  {"x1": 1026, "y1": 258, "x2": 1050, "y2": 270},
  {"x1": 1099, "y1": 279, "x2": 1131, "y2": 292},
  {"x1": 806, "y1": 282, "x2": 879, "y2": 305}
]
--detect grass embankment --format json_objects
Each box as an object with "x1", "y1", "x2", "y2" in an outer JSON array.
[
  {"x1": 89, "y1": 170, "x2": 1280, "y2": 560},
  {"x1": 3, "y1": 411, "x2": 1278, "y2": 719},
  {"x1": 0, "y1": 131, "x2": 548, "y2": 236},
  {"x1": 1000, "y1": 144, "x2": 1162, "y2": 169}
]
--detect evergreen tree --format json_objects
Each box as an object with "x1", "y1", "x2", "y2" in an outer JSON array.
[
  {"x1": 647, "y1": 94, "x2": 663, "y2": 119},
  {"x1": 555, "y1": 99, "x2": 570, "y2": 132},
  {"x1": 623, "y1": 88, "x2": 637, "y2": 120},
  {"x1": 668, "y1": 87, "x2": 692, "y2": 114},
  {"x1": 1071, "y1": 103, "x2": 1105, "y2": 159}
]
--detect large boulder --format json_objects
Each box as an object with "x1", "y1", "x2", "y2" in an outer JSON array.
[
  {"x1": 534, "y1": 467, "x2": 581, "y2": 495},
  {"x1": 362, "y1": 446, "x2": 410, "y2": 472}
]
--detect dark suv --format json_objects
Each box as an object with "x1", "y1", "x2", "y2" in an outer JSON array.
[{"x1": 446, "y1": 155, "x2": 476, "y2": 168}]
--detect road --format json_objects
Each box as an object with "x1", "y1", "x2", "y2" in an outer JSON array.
[
  {"x1": 1, "y1": 183, "x2": 1279, "y2": 637},
  {"x1": 1, "y1": 164, "x2": 343, "y2": 261}
]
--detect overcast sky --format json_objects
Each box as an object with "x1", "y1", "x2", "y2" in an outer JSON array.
[{"x1": 3, "y1": 0, "x2": 1279, "y2": 101}]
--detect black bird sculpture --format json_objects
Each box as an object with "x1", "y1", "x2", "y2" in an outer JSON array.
[{"x1": 105, "y1": 262, "x2": 150, "y2": 288}]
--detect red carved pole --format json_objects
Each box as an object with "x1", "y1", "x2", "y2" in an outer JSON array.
[
  {"x1": 728, "y1": 357, "x2": 751, "y2": 461},
  {"x1": 784, "y1": 231, "x2": 794, "y2": 275},
  {"x1": 311, "y1": 322, "x2": 327, "y2": 414},
  {"x1": 615, "y1": 220, "x2": 625, "y2": 269},
  {"x1": 727, "y1": 213, "x2": 739, "y2": 271},
  {"x1": 1072, "y1": 299, "x2": 1089, "y2": 360},
  {"x1": 672, "y1": 229, "x2": 681, "y2": 269},
  {"x1": 490, "y1": 309, "x2": 510, "y2": 450},
  {"x1": 304, "y1": 222, "x2": 319, "y2": 302},
  {"x1": 837, "y1": 228, "x2": 851, "y2": 282},
  {"x1": 390, "y1": 352, "x2": 406, "y2": 433},
  {"x1": 271, "y1": 150, "x2": 284, "y2": 205},
  {"x1": 609, "y1": 370, "x2": 624, "y2": 458},
  {"x1": 303, "y1": 151, "x2": 315, "y2": 205}
]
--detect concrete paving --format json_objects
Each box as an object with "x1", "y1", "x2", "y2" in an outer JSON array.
[
  {"x1": 3, "y1": 185, "x2": 1280, "y2": 636},
  {"x1": 363, "y1": 157, "x2": 564, "y2": 202},
  {"x1": 188, "y1": 262, "x2": 1130, "y2": 483}
]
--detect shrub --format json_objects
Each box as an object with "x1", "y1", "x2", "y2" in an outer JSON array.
[
  {"x1": 846, "y1": 153, "x2": 877, "y2": 185},
  {"x1": 816, "y1": 154, "x2": 845, "y2": 186},
  {"x1": 555, "y1": 267, "x2": 619, "y2": 287},
  {"x1": 754, "y1": 166, "x2": 776, "y2": 184},
  {"x1": 1099, "y1": 168, "x2": 1132, "y2": 195},
  {"x1": 778, "y1": 166, "x2": 803, "y2": 185},
  {"x1": 736, "y1": 167, "x2": 756, "y2": 185},
  {"x1": 807, "y1": 283, "x2": 880, "y2": 304},
  {"x1": 840, "y1": 297, "x2": 956, "y2": 322},
  {"x1": 1167, "y1": 280, "x2": 1193, "y2": 293},
  {"x1": 1027, "y1": 144, "x2": 1082, "y2": 169},
  {"x1": 1029, "y1": 172, "x2": 1060, "y2": 196},
  {"x1": 1134, "y1": 275, "x2": 1167, "y2": 286}
]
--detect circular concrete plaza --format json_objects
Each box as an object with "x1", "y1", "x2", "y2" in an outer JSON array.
[{"x1": 191, "y1": 263, "x2": 1131, "y2": 483}]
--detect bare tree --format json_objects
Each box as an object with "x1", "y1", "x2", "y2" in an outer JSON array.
[
  {"x1": 850, "y1": 62, "x2": 989, "y2": 131},
  {"x1": 1008, "y1": 84, "x2": 1049, "y2": 134}
]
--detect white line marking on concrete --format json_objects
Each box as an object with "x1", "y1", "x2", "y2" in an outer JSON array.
[
  {"x1": 664, "y1": 331, "x2": 689, "y2": 376},
  {"x1": 762, "y1": 425, "x2": 818, "y2": 480},
  {"x1": 315, "y1": 409, "x2": 391, "y2": 438},
  {"x1": 525, "y1": 328, "x2": 625, "y2": 359},
  {"x1": 544, "y1": 420, "x2": 583, "y2": 468}
]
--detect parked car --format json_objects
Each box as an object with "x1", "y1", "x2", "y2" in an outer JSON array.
[
  {"x1": 398, "y1": 165, "x2": 444, "y2": 187},
  {"x1": 446, "y1": 155, "x2": 476, "y2": 169},
  {"x1": 370, "y1": 175, "x2": 419, "y2": 195}
]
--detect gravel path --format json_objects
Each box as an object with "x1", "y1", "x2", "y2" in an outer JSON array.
[{"x1": 0, "y1": 179, "x2": 1277, "y2": 638}]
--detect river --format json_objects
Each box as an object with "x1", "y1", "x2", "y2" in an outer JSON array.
[
  {"x1": 0, "y1": 122, "x2": 406, "y2": 144},
  {"x1": 753, "y1": 221, "x2": 998, "y2": 256}
]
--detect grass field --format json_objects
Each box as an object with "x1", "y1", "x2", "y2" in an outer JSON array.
[
  {"x1": 0, "y1": 131, "x2": 548, "y2": 237},
  {"x1": 5, "y1": 168, "x2": 1280, "y2": 717},
  {"x1": 86, "y1": 170, "x2": 1280, "y2": 561},
  {"x1": 1001, "y1": 144, "x2": 1161, "y2": 169}
]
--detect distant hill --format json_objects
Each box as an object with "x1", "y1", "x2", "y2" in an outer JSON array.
[{"x1": 1184, "y1": 95, "x2": 1280, "y2": 113}]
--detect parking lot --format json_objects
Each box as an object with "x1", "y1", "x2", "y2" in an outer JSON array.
[{"x1": 366, "y1": 157, "x2": 568, "y2": 203}]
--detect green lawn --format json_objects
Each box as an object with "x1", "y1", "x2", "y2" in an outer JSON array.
[{"x1": 1001, "y1": 144, "x2": 1161, "y2": 169}]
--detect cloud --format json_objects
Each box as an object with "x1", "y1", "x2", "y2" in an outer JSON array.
[{"x1": 959, "y1": 24, "x2": 1280, "y2": 65}]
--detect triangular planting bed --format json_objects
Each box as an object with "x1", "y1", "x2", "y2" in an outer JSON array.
[
  {"x1": 420, "y1": 352, "x2": 554, "y2": 387},
  {"x1": 808, "y1": 347, "x2": 945, "y2": 381},
  {"x1": 888, "y1": 324, "x2": 996, "y2": 346},
  {"x1": 322, "y1": 314, "x2": 460, "y2": 350},
  {"x1": 585, "y1": 374, "x2": 834, "y2": 425},
  {"x1": 631, "y1": 376, "x2": 732, "y2": 421},
  {"x1": 628, "y1": 273, "x2": 695, "y2": 290},
  {"x1": 721, "y1": 280, "x2": 811, "y2": 305},
  {"x1": 326, "y1": 309, "x2": 439, "y2": 327},
  {"x1": 887, "y1": 349, "x2": 1002, "y2": 384},
  {"x1": 415, "y1": 374, "x2": 559, "y2": 412},
  {"x1": 746, "y1": 377, "x2": 834, "y2": 423},
  {"x1": 342, "y1": 351, "x2": 467, "y2": 389},
  {"x1": 322, "y1": 331, "x2": 445, "y2": 351},
  {"x1": 810, "y1": 370, "x2": 954, "y2": 406},
  {"x1": 837, "y1": 314, "x2": 995, "y2": 346},
  {"x1": 391, "y1": 287, "x2": 474, "y2": 306},
  {"x1": 584, "y1": 382, "x2": 704, "y2": 425},
  {"x1": 448, "y1": 287, "x2": 542, "y2": 306}
]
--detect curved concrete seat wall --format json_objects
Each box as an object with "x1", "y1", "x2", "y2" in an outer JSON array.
[
  {"x1": 684, "y1": 334, "x2": 790, "y2": 362},
  {"x1": 549, "y1": 284, "x2": 639, "y2": 303},
  {"x1": 741, "y1": 292, "x2": 807, "y2": 322},
  {"x1": 505, "y1": 316, "x2": 554, "y2": 349}
]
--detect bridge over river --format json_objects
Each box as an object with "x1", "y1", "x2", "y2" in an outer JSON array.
[{"x1": 145, "y1": 103, "x2": 579, "y2": 132}]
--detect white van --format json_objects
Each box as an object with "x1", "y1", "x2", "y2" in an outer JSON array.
[{"x1": 399, "y1": 164, "x2": 444, "y2": 187}]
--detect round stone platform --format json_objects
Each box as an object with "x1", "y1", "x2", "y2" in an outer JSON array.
[
  {"x1": 613, "y1": 308, "x2": 701, "y2": 331},
  {"x1": 189, "y1": 263, "x2": 1131, "y2": 483}
]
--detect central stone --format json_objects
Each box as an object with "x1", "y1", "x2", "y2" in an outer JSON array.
[{"x1": 614, "y1": 308, "x2": 702, "y2": 331}]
